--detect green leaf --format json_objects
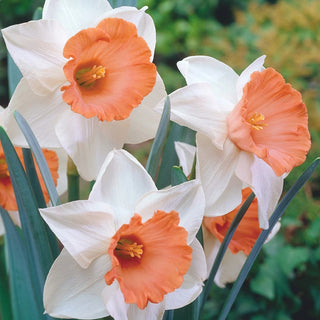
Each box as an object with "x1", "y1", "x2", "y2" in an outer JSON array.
[
  {"x1": 0, "y1": 207, "x2": 43, "y2": 320},
  {"x1": 110, "y1": 0, "x2": 137, "y2": 7},
  {"x1": 0, "y1": 127, "x2": 54, "y2": 289},
  {"x1": 32, "y1": 7, "x2": 43, "y2": 20},
  {"x1": 156, "y1": 122, "x2": 195, "y2": 189},
  {"x1": 172, "y1": 301, "x2": 201, "y2": 320},
  {"x1": 7, "y1": 54, "x2": 22, "y2": 98},
  {"x1": 14, "y1": 111, "x2": 61, "y2": 206},
  {"x1": 163, "y1": 310, "x2": 174, "y2": 320},
  {"x1": 217, "y1": 158, "x2": 320, "y2": 320},
  {"x1": 22, "y1": 148, "x2": 60, "y2": 258},
  {"x1": 171, "y1": 166, "x2": 188, "y2": 186},
  {"x1": 146, "y1": 96, "x2": 171, "y2": 180},
  {"x1": 22, "y1": 148, "x2": 46, "y2": 208},
  {"x1": 0, "y1": 239, "x2": 13, "y2": 320},
  {"x1": 67, "y1": 157, "x2": 80, "y2": 202}
]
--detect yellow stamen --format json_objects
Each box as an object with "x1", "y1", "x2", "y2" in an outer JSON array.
[
  {"x1": 76, "y1": 65, "x2": 106, "y2": 88},
  {"x1": 0, "y1": 158, "x2": 9, "y2": 179},
  {"x1": 115, "y1": 238, "x2": 143, "y2": 259},
  {"x1": 247, "y1": 112, "x2": 268, "y2": 130}
]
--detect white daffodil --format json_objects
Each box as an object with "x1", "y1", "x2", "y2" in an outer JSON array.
[
  {"x1": 39, "y1": 149, "x2": 206, "y2": 320},
  {"x1": 159, "y1": 55, "x2": 310, "y2": 228},
  {"x1": 174, "y1": 141, "x2": 280, "y2": 285},
  {"x1": 2, "y1": 0, "x2": 166, "y2": 181}
]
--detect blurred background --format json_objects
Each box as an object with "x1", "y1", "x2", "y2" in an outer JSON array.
[{"x1": 0, "y1": 0, "x2": 320, "y2": 319}]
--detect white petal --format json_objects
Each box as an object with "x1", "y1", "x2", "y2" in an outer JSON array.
[
  {"x1": 177, "y1": 56, "x2": 239, "y2": 103},
  {"x1": 8, "y1": 210, "x2": 21, "y2": 227},
  {"x1": 135, "y1": 179, "x2": 205, "y2": 243},
  {"x1": 203, "y1": 174, "x2": 244, "y2": 217},
  {"x1": 165, "y1": 238, "x2": 206, "y2": 309},
  {"x1": 266, "y1": 221, "x2": 281, "y2": 243},
  {"x1": 102, "y1": 282, "x2": 165, "y2": 320},
  {"x1": 202, "y1": 228, "x2": 246, "y2": 287},
  {"x1": 44, "y1": 249, "x2": 110, "y2": 319},
  {"x1": 3, "y1": 78, "x2": 65, "y2": 148},
  {"x1": 161, "y1": 83, "x2": 232, "y2": 149},
  {"x1": 125, "y1": 73, "x2": 165, "y2": 144},
  {"x1": 196, "y1": 134, "x2": 243, "y2": 217},
  {"x1": 2, "y1": 20, "x2": 67, "y2": 95},
  {"x1": 43, "y1": 0, "x2": 112, "y2": 37},
  {"x1": 98, "y1": 6, "x2": 156, "y2": 59},
  {"x1": 235, "y1": 155, "x2": 283, "y2": 229},
  {"x1": 39, "y1": 200, "x2": 115, "y2": 268},
  {"x1": 175, "y1": 141, "x2": 196, "y2": 176},
  {"x1": 202, "y1": 226, "x2": 220, "y2": 279},
  {"x1": 90, "y1": 149, "x2": 156, "y2": 229},
  {"x1": 215, "y1": 249, "x2": 246, "y2": 288},
  {"x1": 55, "y1": 109, "x2": 129, "y2": 181},
  {"x1": 236, "y1": 55, "x2": 266, "y2": 100}
]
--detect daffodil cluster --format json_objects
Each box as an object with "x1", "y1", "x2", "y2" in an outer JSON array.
[{"x1": 0, "y1": 0, "x2": 311, "y2": 320}]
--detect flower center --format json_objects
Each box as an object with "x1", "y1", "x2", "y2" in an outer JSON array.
[
  {"x1": 115, "y1": 238, "x2": 143, "y2": 259},
  {"x1": 75, "y1": 65, "x2": 106, "y2": 88},
  {"x1": 0, "y1": 158, "x2": 9, "y2": 179},
  {"x1": 247, "y1": 112, "x2": 268, "y2": 130}
]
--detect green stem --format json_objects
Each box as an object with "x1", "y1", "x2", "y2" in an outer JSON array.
[{"x1": 67, "y1": 157, "x2": 80, "y2": 202}]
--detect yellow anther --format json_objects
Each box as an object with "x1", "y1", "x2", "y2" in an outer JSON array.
[
  {"x1": 115, "y1": 239, "x2": 143, "y2": 259},
  {"x1": 247, "y1": 112, "x2": 268, "y2": 130},
  {"x1": 76, "y1": 65, "x2": 106, "y2": 88}
]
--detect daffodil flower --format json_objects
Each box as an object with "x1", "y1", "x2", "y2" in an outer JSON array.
[
  {"x1": 203, "y1": 188, "x2": 280, "y2": 287},
  {"x1": 39, "y1": 149, "x2": 206, "y2": 320},
  {"x1": 161, "y1": 55, "x2": 310, "y2": 228},
  {"x1": 174, "y1": 142, "x2": 280, "y2": 285},
  {"x1": 2, "y1": 0, "x2": 166, "y2": 181}
]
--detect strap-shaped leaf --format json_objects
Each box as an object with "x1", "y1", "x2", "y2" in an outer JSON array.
[
  {"x1": 7, "y1": 53, "x2": 22, "y2": 98},
  {"x1": 0, "y1": 239, "x2": 13, "y2": 320},
  {"x1": 0, "y1": 207, "x2": 43, "y2": 320},
  {"x1": 22, "y1": 148, "x2": 46, "y2": 208},
  {"x1": 156, "y1": 122, "x2": 195, "y2": 189},
  {"x1": 217, "y1": 158, "x2": 320, "y2": 320},
  {"x1": 110, "y1": 0, "x2": 137, "y2": 8},
  {"x1": 14, "y1": 111, "x2": 61, "y2": 206},
  {"x1": 171, "y1": 166, "x2": 188, "y2": 186},
  {"x1": 146, "y1": 96, "x2": 171, "y2": 180},
  {"x1": 0, "y1": 127, "x2": 54, "y2": 288},
  {"x1": 22, "y1": 148, "x2": 60, "y2": 258}
]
